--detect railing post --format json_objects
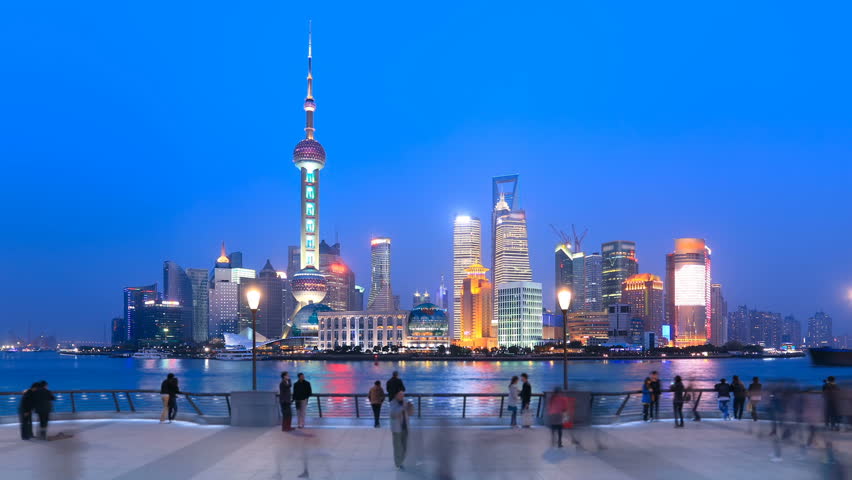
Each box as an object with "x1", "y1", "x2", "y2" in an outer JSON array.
[
  {"x1": 499, "y1": 395, "x2": 504, "y2": 418},
  {"x1": 316, "y1": 396, "x2": 323, "y2": 418},
  {"x1": 615, "y1": 394, "x2": 631, "y2": 418},
  {"x1": 185, "y1": 395, "x2": 203, "y2": 415},
  {"x1": 70, "y1": 392, "x2": 76, "y2": 413},
  {"x1": 462, "y1": 396, "x2": 467, "y2": 418},
  {"x1": 536, "y1": 396, "x2": 543, "y2": 418},
  {"x1": 417, "y1": 396, "x2": 422, "y2": 418},
  {"x1": 125, "y1": 392, "x2": 136, "y2": 412},
  {"x1": 225, "y1": 395, "x2": 232, "y2": 416},
  {"x1": 112, "y1": 392, "x2": 121, "y2": 412},
  {"x1": 354, "y1": 395, "x2": 360, "y2": 418}
]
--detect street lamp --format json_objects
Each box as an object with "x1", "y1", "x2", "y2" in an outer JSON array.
[
  {"x1": 557, "y1": 288, "x2": 572, "y2": 390},
  {"x1": 246, "y1": 289, "x2": 261, "y2": 391}
]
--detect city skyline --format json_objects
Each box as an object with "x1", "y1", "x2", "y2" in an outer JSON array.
[{"x1": 2, "y1": 4, "x2": 851, "y2": 341}]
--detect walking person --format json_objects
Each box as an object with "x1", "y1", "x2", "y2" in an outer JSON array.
[
  {"x1": 18, "y1": 382, "x2": 39, "y2": 440},
  {"x1": 732, "y1": 375, "x2": 746, "y2": 420},
  {"x1": 386, "y1": 371, "x2": 404, "y2": 403},
  {"x1": 642, "y1": 377, "x2": 653, "y2": 422},
  {"x1": 507, "y1": 376, "x2": 520, "y2": 428},
  {"x1": 368, "y1": 380, "x2": 385, "y2": 428},
  {"x1": 389, "y1": 389, "x2": 414, "y2": 470},
  {"x1": 671, "y1": 376, "x2": 686, "y2": 428},
  {"x1": 748, "y1": 377, "x2": 762, "y2": 422},
  {"x1": 279, "y1": 372, "x2": 293, "y2": 431},
  {"x1": 32, "y1": 380, "x2": 55, "y2": 440},
  {"x1": 547, "y1": 387, "x2": 569, "y2": 447},
  {"x1": 159, "y1": 373, "x2": 175, "y2": 423},
  {"x1": 649, "y1": 371, "x2": 662, "y2": 421},
  {"x1": 823, "y1": 376, "x2": 840, "y2": 431},
  {"x1": 293, "y1": 373, "x2": 312, "y2": 429},
  {"x1": 167, "y1": 375, "x2": 180, "y2": 423},
  {"x1": 520, "y1": 373, "x2": 533, "y2": 428},
  {"x1": 715, "y1": 378, "x2": 732, "y2": 420}
]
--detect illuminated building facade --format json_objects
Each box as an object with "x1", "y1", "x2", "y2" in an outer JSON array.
[
  {"x1": 367, "y1": 238, "x2": 393, "y2": 310},
  {"x1": 606, "y1": 304, "x2": 634, "y2": 345},
  {"x1": 163, "y1": 261, "x2": 194, "y2": 342},
  {"x1": 123, "y1": 283, "x2": 158, "y2": 342},
  {"x1": 554, "y1": 243, "x2": 573, "y2": 311},
  {"x1": 318, "y1": 240, "x2": 356, "y2": 311},
  {"x1": 412, "y1": 290, "x2": 431, "y2": 308},
  {"x1": 435, "y1": 275, "x2": 448, "y2": 310},
  {"x1": 457, "y1": 264, "x2": 496, "y2": 349},
  {"x1": 782, "y1": 315, "x2": 802, "y2": 345},
  {"x1": 493, "y1": 194, "x2": 532, "y2": 324},
  {"x1": 497, "y1": 281, "x2": 542, "y2": 348},
  {"x1": 601, "y1": 241, "x2": 638, "y2": 308},
  {"x1": 407, "y1": 303, "x2": 450, "y2": 350},
  {"x1": 710, "y1": 283, "x2": 727, "y2": 346},
  {"x1": 186, "y1": 268, "x2": 210, "y2": 343},
  {"x1": 571, "y1": 252, "x2": 586, "y2": 312},
  {"x1": 583, "y1": 252, "x2": 603, "y2": 312},
  {"x1": 209, "y1": 245, "x2": 240, "y2": 337},
  {"x1": 317, "y1": 310, "x2": 408, "y2": 351},
  {"x1": 137, "y1": 299, "x2": 185, "y2": 345},
  {"x1": 453, "y1": 215, "x2": 481, "y2": 340},
  {"x1": 111, "y1": 317, "x2": 127, "y2": 346},
  {"x1": 491, "y1": 175, "x2": 519, "y2": 286},
  {"x1": 665, "y1": 238, "x2": 712, "y2": 347},
  {"x1": 807, "y1": 311, "x2": 833, "y2": 347},
  {"x1": 239, "y1": 260, "x2": 286, "y2": 339},
  {"x1": 566, "y1": 311, "x2": 609, "y2": 346},
  {"x1": 621, "y1": 273, "x2": 664, "y2": 341},
  {"x1": 727, "y1": 305, "x2": 749, "y2": 343}
]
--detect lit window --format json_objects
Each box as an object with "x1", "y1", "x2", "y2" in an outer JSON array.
[
  {"x1": 306, "y1": 238, "x2": 315, "y2": 249},
  {"x1": 306, "y1": 202, "x2": 315, "y2": 216},
  {"x1": 306, "y1": 172, "x2": 315, "y2": 183},
  {"x1": 306, "y1": 186, "x2": 315, "y2": 200},
  {"x1": 306, "y1": 219, "x2": 315, "y2": 233},
  {"x1": 306, "y1": 254, "x2": 314, "y2": 265}
]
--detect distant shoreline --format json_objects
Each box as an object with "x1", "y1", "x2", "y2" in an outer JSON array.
[{"x1": 263, "y1": 352, "x2": 806, "y2": 362}]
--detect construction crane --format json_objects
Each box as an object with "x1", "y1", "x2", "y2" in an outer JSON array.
[
  {"x1": 572, "y1": 224, "x2": 588, "y2": 253},
  {"x1": 549, "y1": 224, "x2": 571, "y2": 247}
]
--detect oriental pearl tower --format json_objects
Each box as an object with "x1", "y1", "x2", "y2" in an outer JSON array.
[{"x1": 290, "y1": 23, "x2": 328, "y2": 325}]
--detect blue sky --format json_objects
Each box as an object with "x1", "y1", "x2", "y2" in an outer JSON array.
[{"x1": 1, "y1": 1, "x2": 850, "y2": 341}]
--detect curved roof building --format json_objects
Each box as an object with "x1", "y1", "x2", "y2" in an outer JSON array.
[{"x1": 407, "y1": 303, "x2": 450, "y2": 349}]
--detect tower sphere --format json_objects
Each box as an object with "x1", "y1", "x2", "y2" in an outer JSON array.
[
  {"x1": 293, "y1": 139, "x2": 326, "y2": 170},
  {"x1": 291, "y1": 266, "x2": 328, "y2": 305}
]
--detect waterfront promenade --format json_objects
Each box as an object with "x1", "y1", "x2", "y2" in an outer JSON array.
[{"x1": 0, "y1": 419, "x2": 846, "y2": 479}]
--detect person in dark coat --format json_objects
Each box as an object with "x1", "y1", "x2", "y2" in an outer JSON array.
[
  {"x1": 747, "y1": 377, "x2": 763, "y2": 421},
  {"x1": 520, "y1": 373, "x2": 533, "y2": 427},
  {"x1": 279, "y1": 372, "x2": 293, "y2": 431},
  {"x1": 167, "y1": 376, "x2": 180, "y2": 423},
  {"x1": 714, "y1": 378, "x2": 732, "y2": 420},
  {"x1": 649, "y1": 371, "x2": 662, "y2": 420},
  {"x1": 18, "y1": 382, "x2": 39, "y2": 440},
  {"x1": 671, "y1": 376, "x2": 686, "y2": 428},
  {"x1": 32, "y1": 380, "x2": 55, "y2": 440},
  {"x1": 293, "y1": 373, "x2": 312, "y2": 428},
  {"x1": 731, "y1": 375, "x2": 747, "y2": 420},
  {"x1": 386, "y1": 371, "x2": 404, "y2": 403},
  {"x1": 823, "y1": 376, "x2": 840, "y2": 431}
]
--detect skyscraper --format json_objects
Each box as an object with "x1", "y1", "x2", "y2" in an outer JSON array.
[
  {"x1": 807, "y1": 311, "x2": 833, "y2": 347},
  {"x1": 435, "y1": 275, "x2": 449, "y2": 310},
  {"x1": 601, "y1": 241, "x2": 638, "y2": 309},
  {"x1": 412, "y1": 290, "x2": 431, "y2": 307},
  {"x1": 208, "y1": 246, "x2": 240, "y2": 338},
  {"x1": 727, "y1": 305, "x2": 749, "y2": 344},
  {"x1": 458, "y1": 264, "x2": 496, "y2": 348},
  {"x1": 318, "y1": 240, "x2": 356, "y2": 311},
  {"x1": 123, "y1": 283, "x2": 157, "y2": 342},
  {"x1": 497, "y1": 281, "x2": 542, "y2": 348},
  {"x1": 240, "y1": 260, "x2": 286, "y2": 339},
  {"x1": 492, "y1": 194, "x2": 532, "y2": 321},
  {"x1": 111, "y1": 317, "x2": 126, "y2": 346},
  {"x1": 665, "y1": 238, "x2": 712, "y2": 347},
  {"x1": 583, "y1": 253, "x2": 603, "y2": 312},
  {"x1": 186, "y1": 268, "x2": 210, "y2": 343},
  {"x1": 554, "y1": 243, "x2": 573, "y2": 311},
  {"x1": 367, "y1": 238, "x2": 394, "y2": 311},
  {"x1": 621, "y1": 273, "x2": 664, "y2": 340},
  {"x1": 571, "y1": 252, "x2": 586, "y2": 312},
  {"x1": 287, "y1": 245, "x2": 301, "y2": 280},
  {"x1": 350, "y1": 285, "x2": 365, "y2": 311},
  {"x1": 163, "y1": 261, "x2": 193, "y2": 341},
  {"x1": 136, "y1": 299, "x2": 185, "y2": 345},
  {"x1": 710, "y1": 283, "x2": 727, "y2": 346},
  {"x1": 491, "y1": 175, "x2": 519, "y2": 289},
  {"x1": 453, "y1": 215, "x2": 481, "y2": 340},
  {"x1": 782, "y1": 315, "x2": 802, "y2": 345}
]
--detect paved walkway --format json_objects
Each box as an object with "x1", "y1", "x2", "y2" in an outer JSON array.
[{"x1": 0, "y1": 419, "x2": 848, "y2": 479}]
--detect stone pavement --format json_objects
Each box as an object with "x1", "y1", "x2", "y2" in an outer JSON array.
[{"x1": 0, "y1": 419, "x2": 848, "y2": 479}]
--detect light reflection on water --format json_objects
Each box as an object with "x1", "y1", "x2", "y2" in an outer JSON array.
[{"x1": 0, "y1": 353, "x2": 846, "y2": 394}]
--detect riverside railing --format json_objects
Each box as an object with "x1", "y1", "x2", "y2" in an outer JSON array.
[{"x1": 0, "y1": 389, "x2": 822, "y2": 424}]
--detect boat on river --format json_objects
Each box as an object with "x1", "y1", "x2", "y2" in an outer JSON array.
[
  {"x1": 214, "y1": 349, "x2": 253, "y2": 361},
  {"x1": 809, "y1": 348, "x2": 852, "y2": 366},
  {"x1": 131, "y1": 349, "x2": 168, "y2": 359}
]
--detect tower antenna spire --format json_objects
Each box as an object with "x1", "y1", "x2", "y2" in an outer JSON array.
[{"x1": 304, "y1": 20, "x2": 316, "y2": 139}]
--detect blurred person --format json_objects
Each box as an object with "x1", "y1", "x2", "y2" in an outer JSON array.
[
  {"x1": 159, "y1": 373, "x2": 175, "y2": 423},
  {"x1": 547, "y1": 387, "x2": 569, "y2": 447},
  {"x1": 671, "y1": 376, "x2": 686, "y2": 428},
  {"x1": 649, "y1": 371, "x2": 662, "y2": 420},
  {"x1": 386, "y1": 371, "x2": 404, "y2": 403},
  {"x1": 167, "y1": 375, "x2": 180, "y2": 422},
  {"x1": 520, "y1": 373, "x2": 533, "y2": 427},
  {"x1": 748, "y1": 377, "x2": 763, "y2": 422},
  {"x1": 18, "y1": 382, "x2": 39, "y2": 440},
  {"x1": 33, "y1": 380, "x2": 55, "y2": 440},
  {"x1": 293, "y1": 373, "x2": 312, "y2": 429},
  {"x1": 279, "y1": 372, "x2": 293, "y2": 431},
  {"x1": 368, "y1": 380, "x2": 385, "y2": 428},
  {"x1": 714, "y1": 378, "x2": 732, "y2": 420},
  {"x1": 389, "y1": 389, "x2": 414, "y2": 470},
  {"x1": 642, "y1": 377, "x2": 652, "y2": 422},
  {"x1": 507, "y1": 375, "x2": 520, "y2": 428},
  {"x1": 732, "y1": 375, "x2": 746, "y2": 420},
  {"x1": 823, "y1": 376, "x2": 840, "y2": 431},
  {"x1": 685, "y1": 379, "x2": 701, "y2": 421}
]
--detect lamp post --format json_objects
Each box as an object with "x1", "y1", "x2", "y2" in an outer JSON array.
[
  {"x1": 557, "y1": 289, "x2": 572, "y2": 390},
  {"x1": 247, "y1": 289, "x2": 261, "y2": 391}
]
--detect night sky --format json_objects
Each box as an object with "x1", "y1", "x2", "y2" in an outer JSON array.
[{"x1": 1, "y1": 2, "x2": 850, "y2": 341}]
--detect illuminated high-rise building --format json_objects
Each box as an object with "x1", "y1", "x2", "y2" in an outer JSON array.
[
  {"x1": 164, "y1": 261, "x2": 194, "y2": 342},
  {"x1": 367, "y1": 238, "x2": 394, "y2": 311},
  {"x1": 240, "y1": 260, "x2": 286, "y2": 339},
  {"x1": 136, "y1": 299, "x2": 185, "y2": 346},
  {"x1": 727, "y1": 305, "x2": 749, "y2": 343},
  {"x1": 453, "y1": 215, "x2": 481, "y2": 339},
  {"x1": 497, "y1": 281, "x2": 542, "y2": 348},
  {"x1": 491, "y1": 175, "x2": 519, "y2": 288},
  {"x1": 665, "y1": 238, "x2": 712, "y2": 347},
  {"x1": 186, "y1": 268, "x2": 210, "y2": 343},
  {"x1": 492, "y1": 194, "x2": 532, "y2": 321},
  {"x1": 123, "y1": 283, "x2": 158, "y2": 342},
  {"x1": 807, "y1": 311, "x2": 833, "y2": 347},
  {"x1": 571, "y1": 252, "x2": 586, "y2": 312},
  {"x1": 710, "y1": 283, "x2": 727, "y2": 346},
  {"x1": 621, "y1": 273, "x2": 664, "y2": 340},
  {"x1": 413, "y1": 290, "x2": 431, "y2": 308},
  {"x1": 458, "y1": 264, "x2": 496, "y2": 348},
  {"x1": 554, "y1": 243, "x2": 573, "y2": 311},
  {"x1": 318, "y1": 240, "x2": 356, "y2": 311},
  {"x1": 601, "y1": 241, "x2": 638, "y2": 308},
  {"x1": 208, "y1": 244, "x2": 240, "y2": 337},
  {"x1": 435, "y1": 275, "x2": 449, "y2": 310},
  {"x1": 583, "y1": 253, "x2": 603, "y2": 311}
]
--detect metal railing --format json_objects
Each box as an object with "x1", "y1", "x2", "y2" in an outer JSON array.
[{"x1": 0, "y1": 389, "x2": 822, "y2": 424}]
